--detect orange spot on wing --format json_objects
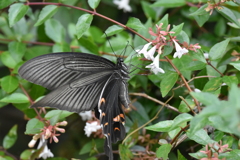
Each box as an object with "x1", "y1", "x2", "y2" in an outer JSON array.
[
  {"x1": 102, "y1": 112, "x2": 106, "y2": 116},
  {"x1": 113, "y1": 115, "x2": 120, "y2": 122},
  {"x1": 114, "y1": 127, "x2": 120, "y2": 131},
  {"x1": 100, "y1": 98, "x2": 105, "y2": 105},
  {"x1": 119, "y1": 114, "x2": 125, "y2": 119},
  {"x1": 104, "y1": 122, "x2": 108, "y2": 126}
]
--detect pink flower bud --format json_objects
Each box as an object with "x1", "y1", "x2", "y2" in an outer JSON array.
[
  {"x1": 55, "y1": 127, "x2": 65, "y2": 133},
  {"x1": 57, "y1": 121, "x2": 68, "y2": 126},
  {"x1": 45, "y1": 129, "x2": 52, "y2": 139},
  {"x1": 53, "y1": 136, "x2": 59, "y2": 143}
]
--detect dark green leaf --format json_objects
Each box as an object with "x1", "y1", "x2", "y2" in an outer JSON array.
[
  {"x1": 119, "y1": 144, "x2": 133, "y2": 160},
  {"x1": 0, "y1": 93, "x2": 29, "y2": 103},
  {"x1": 218, "y1": 7, "x2": 240, "y2": 28},
  {"x1": 189, "y1": 4, "x2": 208, "y2": 16},
  {"x1": 1, "y1": 76, "x2": 19, "y2": 93},
  {"x1": 104, "y1": 25, "x2": 124, "y2": 37},
  {"x1": 202, "y1": 77, "x2": 222, "y2": 92},
  {"x1": 222, "y1": 76, "x2": 238, "y2": 87},
  {"x1": 0, "y1": 0, "x2": 16, "y2": 9},
  {"x1": 79, "y1": 139, "x2": 104, "y2": 155},
  {"x1": 0, "y1": 51, "x2": 18, "y2": 68},
  {"x1": 35, "y1": 5, "x2": 58, "y2": 26},
  {"x1": 187, "y1": 129, "x2": 216, "y2": 145},
  {"x1": 178, "y1": 150, "x2": 187, "y2": 160},
  {"x1": 170, "y1": 23, "x2": 184, "y2": 36},
  {"x1": 156, "y1": 144, "x2": 172, "y2": 159},
  {"x1": 3, "y1": 125, "x2": 18, "y2": 149},
  {"x1": 78, "y1": 36, "x2": 99, "y2": 54},
  {"x1": 126, "y1": 17, "x2": 145, "y2": 31},
  {"x1": 8, "y1": 3, "x2": 29, "y2": 27},
  {"x1": 141, "y1": 1, "x2": 156, "y2": 20},
  {"x1": 190, "y1": 92, "x2": 220, "y2": 106},
  {"x1": 88, "y1": 0, "x2": 100, "y2": 9},
  {"x1": 45, "y1": 19, "x2": 65, "y2": 43},
  {"x1": 25, "y1": 118, "x2": 44, "y2": 134},
  {"x1": 76, "y1": 14, "x2": 93, "y2": 39},
  {"x1": 20, "y1": 149, "x2": 34, "y2": 160},
  {"x1": 45, "y1": 110, "x2": 73, "y2": 125},
  {"x1": 171, "y1": 113, "x2": 193, "y2": 130},
  {"x1": 8, "y1": 41, "x2": 26, "y2": 63},
  {"x1": 145, "y1": 120, "x2": 173, "y2": 132},
  {"x1": 160, "y1": 72, "x2": 178, "y2": 97},
  {"x1": 151, "y1": 0, "x2": 185, "y2": 7},
  {"x1": 230, "y1": 61, "x2": 240, "y2": 71},
  {"x1": 209, "y1": 39, "x2": 230, "y2": 60}
]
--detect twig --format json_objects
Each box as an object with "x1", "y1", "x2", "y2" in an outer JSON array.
[
  {"x1": 179, "y1": 96, "x2": 196, "y2": 115},
  {"x1": 207, "y1": 60, "x2": 224, "y2": 77},
  {"x1": 122, "y1": 93, "x2": 174, "y2": 144},
  {"x1": 129, "y1": 93, "x2": 181, "y2": 113}
]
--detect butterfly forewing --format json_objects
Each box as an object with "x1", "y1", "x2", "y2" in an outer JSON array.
[{"x1": 18, "y1": 52, "x2": 116, "y2": 90}]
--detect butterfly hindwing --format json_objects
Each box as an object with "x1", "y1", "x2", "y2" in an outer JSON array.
[
  {"x1": 98, "y1": 75, "x2": 128, "y2": 159},
  {"x1": 18, "y1": 52, "x2": 116, "y2": 90}
]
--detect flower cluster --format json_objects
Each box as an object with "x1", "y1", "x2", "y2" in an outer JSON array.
[
  {"x1": 84, "y1": 121, "x2": 102, "y2": 137},
  {"x1": 204, "y1": 0, "x2": 234, "y2": 15},
  {"x1": 199, "y1": 141, "x2": 230, "y2": 160},
  {"x1": 137, "y1": 23, "x2": 202, "y2": 74},
  {"x1": 28, "y1": 121, "x2": 67, "y2": 159}
]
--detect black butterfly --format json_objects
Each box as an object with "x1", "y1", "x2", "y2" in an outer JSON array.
[{"x1": 18, "y1": 52, "x2": 130, "y2": 160}]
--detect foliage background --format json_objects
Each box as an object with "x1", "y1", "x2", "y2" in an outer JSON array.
[{"x1": 0, "y1": 0, "x2": 240, "y2": 160}]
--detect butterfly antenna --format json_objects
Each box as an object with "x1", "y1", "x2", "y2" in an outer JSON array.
[
  {"x1": 104, "y1": 32, "x2": 117, "y2": 57},
  {"x1": 120, "y1": 41, "x2": 130, "y2": 58}
]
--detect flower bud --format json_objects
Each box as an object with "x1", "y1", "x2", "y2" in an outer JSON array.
[
  {"x1": 55, "y1": 127, "x2": 65, "y2": 133},
  {"x1": 28, "y1": 139, "x2": 37, "y2": 148},
  {"x1": 53, "y1": 136, "x2": 59, "y2": 143},
  {"x1": 57, "y1": 121, "x2": 68, "y2": 126},
  {"x1": 45, "y1": 129, "x2": 52, "y2": 139}
]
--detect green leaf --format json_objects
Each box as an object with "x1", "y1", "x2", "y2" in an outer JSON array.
[
  {"x1": 1, "y1": 76, "x2": 19, "y2": 93},
  {"x1": 187, "y1": 129, "x2": 216, "y2": 145},
  {"x1": 202, "y1": 77, "x2": 222, "y2": 92},
  {"x1": 0, "y1": 51, "x2": 18, "y2": 68},
  {"x1": 171, "y1": 113, "x2": 193, "y2": 130},
  {"x1": 76, "y1": 14, "x2": 93, "y2": 39},
  {"x1": 45, "y1": 110, "x2": 73, "y2": 125},
  {"x1": 45, "y1": 19, "x2": 65, "y2": 43},
  {"x1": 104, "y1": 25, "x2": 124, "y2": 37},
  {"x1": 190, "y1": 92, "x2": 220, "y2": 106},
  {"x1": 25, "y1": 118, "x2": 44, "y2": 134},
  {"x1": 119, "y1": 144, "x2": 133, "y2": 160},
  {"x1": 20, "y1": 149, "x2": 33, "y2": 160},
  {"x1": 222, "y1": 76, "x2": 238, "y2": 87},
  {"x1": 78, "y1": 37, "x2": 99, "y2": 54},
  {"x1": 3, "y1": 125, "x2": 18, "y2": 149},
  {"x1": 230, "y1": 61, "x2": 240, "y2": 71},
  {"x1": 219, "y1": 149, "x2": 240, "y2": 160},
  {"x1": 8, "y1": 3, "x2": 29, "y2": 27},
  {"x1": 170, "y1": 23, "x2": 184, "y2": 36},
  {"x1": 145, "y1": 120, "x2": 173, "y2": 132},
  {"x1": 189, "y1": 4, "x2": 208, "y2": 16},
  {"x1": 79, "y1": 139, "x2": 104, "y2": 155},
  {"x1": 141, "y1": 1, "x2": 156, "y2": 20},
  {"x1": 178, "y1": 150, "x2": 187, "y2": 160},
  {"x1": 52, "y1": 42, "x2": 71, "y2": 52},
  {"x1": 178, "y1": 99, "x2": 195, "y2": 113},
  {"x1": 88, "y1": 0, "x2": 100, "y2": 9},
  {"x1": 151, "y1": 0, "x2": 185, "y2": 7},
  {"x1": 156, "y1": 144, "x2": 172, "y2": 159},
  {"x1": 126, "y1": 17, "x2": 145, "y2": 31},
  {"x1": 8, "y1": 41, "x2": 26, "y2": 63},
  {"x1": 0, "y1": 93, "x2": 29, "y2": 103},
  {"x1": 218, "y1": 7, "x2": 240, "y2": 28},
  {"x1": 209, "y1": 39, "x2": 230, "y2": 60},
  {"x1": 0, "y1": 0, "x2": 16, "y2": 9},
  {"x1": 156, "y1": 14, "x2": 169, "y2": 29},
  {"x1": 160, "y1": 72, "x2": 178, "y2": 97},
  {"x1": 35, "y1": 5, "x2": 58, "y2": 26}
]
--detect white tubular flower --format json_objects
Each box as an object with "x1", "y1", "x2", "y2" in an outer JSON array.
[
  {"x1": 173, "y1": 40, "x2": 188, "y2": 58},
  {"x1": 113, "y1": 0, "x2": 132, "y2": 12},
  {"x1": 37, "y1": 136, "x2": 54, "y2": 160},
  {"x1": 146, "y1": 54, "x2": 165, "y2": 74},
  {"x1": 204, "y1": 53, "x2": 209, "y2": 59},
  {"x1": 84, "y1": 121, "x2": 101, "y2": 137},
  {"x1": 79, "y1": 111, "x2": 92, "y2": 121},
  {"x1": 136, "y1": 42, "x2": 156, "y2": 61}
]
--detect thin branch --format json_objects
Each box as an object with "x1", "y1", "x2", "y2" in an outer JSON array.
[
  {"x1": 122, "y1": 93, "x2": 174, "y2": 144},
  {"x1": 0, "y1": 38, "x2": 79, "y2": 49},
  {"x1": 207, "y1": 60, "x2": 224, "y2": 77},
  {"x1": 173, "y1": 75, "x2": 216, "y2": 90},
  {"x1": 164, "y1": 56, "x2": 201, "y2": 112},
  {"x1": 129, "y1": 93, "x2": 181, "y2": 113},
  {"x1": 179, "y1": 96, "x2": 196, "y2": 115}
]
